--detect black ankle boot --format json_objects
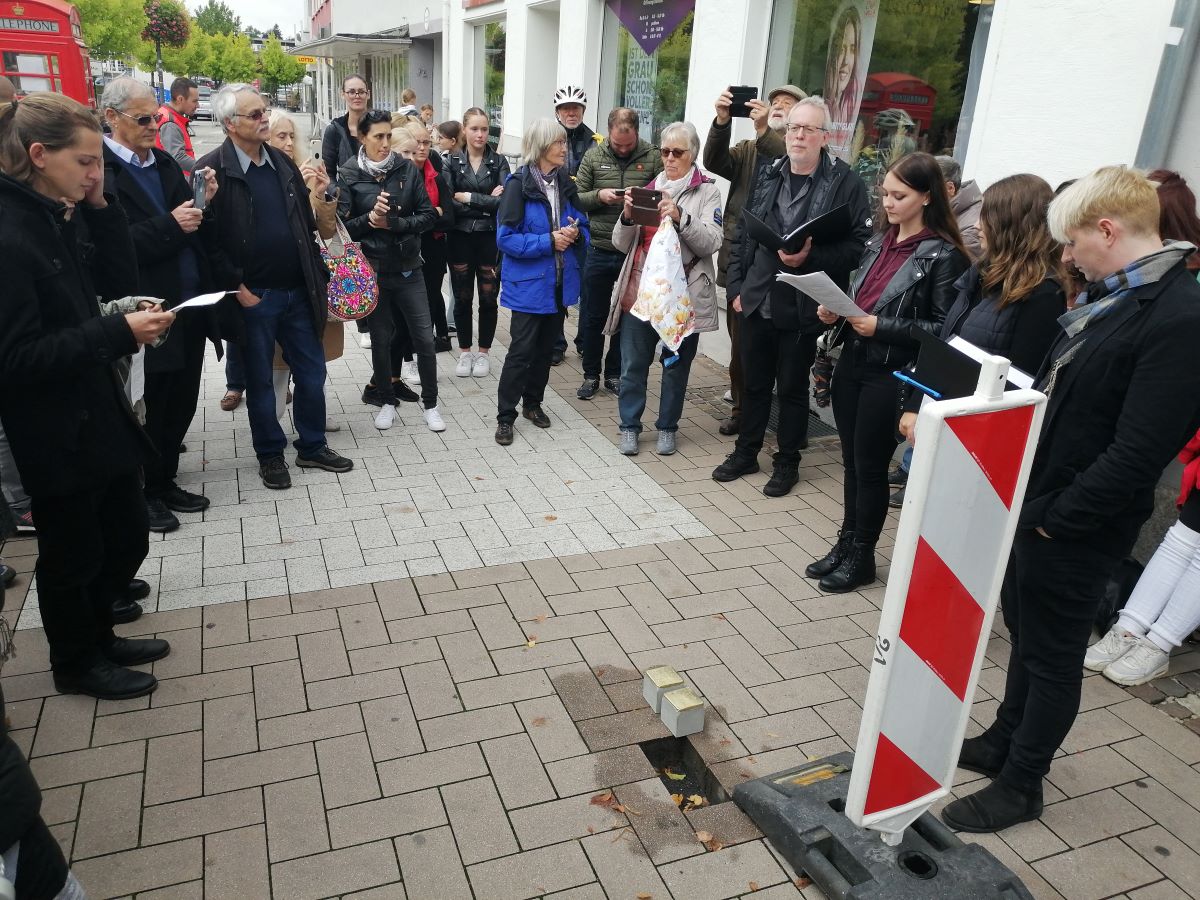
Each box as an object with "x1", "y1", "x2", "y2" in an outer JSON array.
[
  {"x1": 942, "y1": 779, "x2": 1043, "y2": 833},
  {"x1": 957, "y1": 734, "x2": 1007, "y2": 778},
  {"x1": 818, "y1": 541, "x2": 877, "y2": 593},
  {"x1": 805, "y1": 531, "x2": 854, "y2": 579}
]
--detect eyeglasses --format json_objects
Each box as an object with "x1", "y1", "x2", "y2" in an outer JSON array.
[
  {"x1": 785, "y1": 124, "x2": 828, "y2": 137},
  {"x1": 113, "y1": 109, "x2": 157, "y2": 128},
  {"x1": 344, "y1": 89, "x2": 369, "y2": 96},
  {"x1": 234, "y1": 109, "x2": 267, "y2": 122},
  {"x1": 660, "y1": 147, "x2": 689, "y2": 158}
]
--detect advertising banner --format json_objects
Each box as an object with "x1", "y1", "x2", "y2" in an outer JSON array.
[
  {"x1": 824, "y1": 0, "x2": 878, "y2": 160},
  {"x1": 607, "y1": 0, "x2": 694, "y2": 56}
]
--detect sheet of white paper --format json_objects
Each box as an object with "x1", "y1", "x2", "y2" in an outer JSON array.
[
  {"x1": 775, "y1": 271, "x2": 864, "y2": 319},
  {"x1": 126, "y1": 346, "x2": 146, "y2": 407},
  {"x1": 946, "y1": 335, "x2": 1035, "y2": 389},
  {"x1": 174, "y1": 291, "x2": 230, "y2": 310}
]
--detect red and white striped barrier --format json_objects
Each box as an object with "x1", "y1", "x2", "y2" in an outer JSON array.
[{"x1": 845, "y1": 356, "x2": 1046, "y2": 844}]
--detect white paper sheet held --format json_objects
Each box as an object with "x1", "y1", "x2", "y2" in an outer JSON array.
[
  {"x1": 174, "y1": 291, "x2": 232, "y2": 310},
  {"x1": 946, "y1": 335, "x2": 1035, "y2": 389},
  {"x1": 775, "y1": 272, "x2": 864, "y2": 319}
]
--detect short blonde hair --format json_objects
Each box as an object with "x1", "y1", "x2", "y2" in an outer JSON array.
[
  {"x1": 522, "y1": 117, "x2": 567, "y2": 166},
  {"x1": 267, "y1": 109, "x2": 302, "y2": 166},
  {"x1": 1047, "y1": 165, "x2": 1161, "y2": 243},
  {"x1": 390, "y1": 127, "x2": 416, "y2": 153}
]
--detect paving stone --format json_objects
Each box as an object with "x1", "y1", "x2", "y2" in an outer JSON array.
[
  {"x1": 710, "y1": 747, "x2": 810, "y2": 794},
  {"x1": 524, "y1": 557, "x2": 578, "y2": 596},
  {"x1": 481, "y1": 733, "x2": 557, "y2": 809},
  {"x1": 142, "y1": 786, "x2": 264, "y2": 844},
  {"x1": 297, "y1": 629, "x2": 351, "y2": 681},
  {"x1": 202, "y1": 635, "x2": 297, "y2": 673},
  {"x1": 689, "y1": 664, "x2": 768, "y2": 723},
  {"x1": 201, "y1": 601, "x2": 248, "y2": 649},
  {"x1": 258, "y1": 703, "x2": 365, "y2": 750},
  {"x1": 271, "y1": 840, "x2": 402, "y2": 900},
  {"x1": 403, "y1": 659, "x2": 464, "y2": 719},
  {"x1": 577, "y1": 707, "x2": 671, "y2": 752},
  {"x1": 548, "y1": 586, "x2": 630, "y2": 617},
  {"x1": 316, "y1": 732, "x2": 381, "y2": 807},
  {"x1": 264, "y1": 775, "x2": 330, "y2": 862},
  {"x1": 499, "y1": 578, "x2": 556, "y2": 620},
  {"x1": 620, "y1": 581, "x2": 683, "y2": 625},
  {"x1": 204, "y1": 743, "x2": 317, "y2": 794},
  {"x1": 546, "y1": 661, "x2": 618, "y2": 721},
  {"x1": 394, "y1": 826, "x2": 474, "y2": 900},
  {"x1": 91, "y1": 701, "x2": 201, "y2": 747},
  {"x1": 144, "y1": 731, "x2": 202, "y2": 804},
  {"x1": 1033, "y1": 836, "x2": 1162, "y2": 900},
  {"x1": 470, "y1": 602, "x2": 530, "y2": 649},
  {"x1": 1115, "y1": 735, "x2": 1200, "y2": 812},
  {"x1": 459, "y1": 669, "x2": 554, "y2": 709},
  {"x1": 374, "y1": 578, "x2": 424, "y2": 620},
  {"x1": 579, "y1": 829, "x2": 670, "y2": 900},
  {"x1": 70, "y1": 838, "x2": 202, "y2": 898},
  {"x1": 361, "y1": 694, "x2": 424, "y2": 761},
  {"x1": 204, "y1": 824, "x2": 271, "y2": 900},
  {"x1": 377, "y1": 743, "x2": 489, "y2": 795},
  {"x1": 438, "y1": 629, "x2": 500, "y2": 681},
  {"x1": 1123, "y1": 824, "x2": 1200, "y2": 896},
  {"x1": 30, "y1": 740, "x2": 145, "y2": 789},
  {"x1": 1048, "y1": 745, "x2": 1147, "y2": 798},
  {"x1": 767, "y1": 643, "x2": 860, "y2": 679},
  {"x1": 628, "y1": 642, "x2": 721, "y2": 676},
  {"x1": 327, "y1": 788, "x2": 447, "y2": 848},
  {"x1": 442, "y1": 775, "x2": 519, "y2": 864},
  {"x1": 350, "y1": 637, "x2": 444, "y2": 674},
  {"x1": 517, "y1": 694, "x2": 590, "y2": 762},
  {"x1": 466, "y1": 842, "x2": 595, "y2": 900},
  {"x1": 707, "y1": 634, "x2": 784, "y2": 688},
  {"x1": 685, "y1": 801, "x2": 764, "y2": 846},
  {"x1": 419, "y1": 704, "x2": 524, "y2": 751},
  {"x1": 492, "y1": 637, "x2": 584, "y2": 674},
  {"x1": 73, "y1": 772, "x2": 142, "y2": 859},
  {"x1": 387, "y1": 609, "x2": 476, "y2": 641},
  {"x1": 658, "y1": 839, "x2": 789, "y2": 900},
  {"x1": 306, "y1": 669, "x2": 407, "y2": 709},
  {"x1": 750, "y1": 673, "x2": 847, "y2": 714},
  {"x1": 509, "y1": 790, "x2": 628, "y2": 850},
  {"x1": 203, "y1": 693, "x2": 258, "y2": 760},
  {"x1": 37, "y1": 784, "x2": 81, "y2": 827},
  {"x1": 1060, "y1": 706, "x2": 1141, "y2": 754},
  {"x1": 31, "y1": 693, "x2": 95, "y2": 757},
  {"x1": 613, "y1": 777, "x2": 702, "y2": 865},
  {"x1": 1110, "y1": 698, "x2": 1200, "y2": 765},
  {"x1": 1040, "y1": 788, "x2": 1154, "y2": 849}
]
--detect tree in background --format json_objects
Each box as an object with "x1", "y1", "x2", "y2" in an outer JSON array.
[
  {"x1": 141, "y1": 0, "x2": 190, "y2": 95},
  {"x1": 259, "y1": 35, "x2": 306, "y2": 93},
  {"x1": 76, "y1": 0, "x2": 146, "y2": 61},
  {"x1": 206, "y1": 32, "x2": 258, "y2": 85},
  {"x1": 193, "y1": 0, "x2": 239, "y2": 36}
]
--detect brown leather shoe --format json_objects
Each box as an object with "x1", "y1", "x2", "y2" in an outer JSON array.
[
  {"x1": 219, "y1": 390, "x2": 243, "y2": 412},
  {"x1": 718, "y1": 417, "x2": 740, "y2": 436}
]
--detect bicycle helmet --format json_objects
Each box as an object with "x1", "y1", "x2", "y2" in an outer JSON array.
[
  {"x1": 873, "y1": 108, "x2": 915, "y2": 131},
  {"x1": 554, "y1": 85, "x2": 588, "y2": 108}
]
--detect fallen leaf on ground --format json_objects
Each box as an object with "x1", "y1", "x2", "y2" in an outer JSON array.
[
  {"x1": 719, "y1": 737, "x2": 732, "y2": 747},
  {"x1": 595, "y1": 667, "x2": 608, "y2": 678},
  {"x1": 713, "y1": 613, "x2": 727, "y2": 620},
  {"x1": 685, "y1": 794, "x2": 707, "y2": 810},
  {"x1": 544, "y1": 514, "x2": 558, "y2": 522},
  {"x1": 534, "y1": 613, "x2": 548, "y2": 623},
  {"x1": 695, "y1": 830, "x2": 713, "y2": 842},
  {"x1": 473, "y1": 476, "x2": 484, "y2": 480},
  {"x1": 794, "y1": 876, "x2": 813, "y2": 888},
  {"x1": 670, "y1": 793, "x2": 684, "y2": 806},
  {"x1": 663, "y1": 768, "x2": 687, "y2": 781},
  {"x1": 749, "y1": 881, "x2": 760, "y2": 892},
  {"x1": 586, "y1": 826, "x2": 595, "y2": 834},
  {"x1": 695, "y1": 831, "x2": 723, "y2": 852},
  {"x1": 636, "y1": 893, "x2": 653, "y2": 900},
  {"x1": 747, "y1": 756, "x2": 757, "y2": 763},
  {"x1": 591, "y1": 791, "x2": 615, "y2": 807},
  {"x1": 526, "y1": 636, "x2": 538, "y2": 647},
  {"x1": 530, "y1": 716, "x2": 548, "y2": 727}
]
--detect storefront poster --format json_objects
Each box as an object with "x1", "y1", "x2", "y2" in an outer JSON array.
[
  {"x1": 607, "y1": 0, "x2": 695, "y2": 55},
  {"x1": 824, "y1": 0, "x2": 878, "y2": 160},
  {"x1": 623, "y1": 42, "x2": 658, "y2": 141}
]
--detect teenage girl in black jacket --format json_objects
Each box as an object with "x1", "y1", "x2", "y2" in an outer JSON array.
[{"x1": 809, "y1": 152, "x2": 970, "y2": 593}]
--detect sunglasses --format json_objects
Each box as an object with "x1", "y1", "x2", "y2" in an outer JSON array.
[
  {"x1": 113, "y1": 109, "x2": 157, "y2": 128},
  {"x1": 234, "y1": 109, "x2": 267, "y2": 122},
  {"x1": 660, "y1": 147, "x2": 689, "y2": 158}
]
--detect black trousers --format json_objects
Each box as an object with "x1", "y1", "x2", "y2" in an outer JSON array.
[
  {"x1": 830, "y1": 346, "x2": 899, "y2": 545},
  {"x1": 735, "y1": 310, "x2": 816, "y2": 467},
  {"x1": 31, "y1": 469, "x2": 148, "y2": 673},
  {"x1": 422, "y1": 233, "x2": 450, "y2": 340},
  {"x1": 497, "y1": 304, "x2": 565, "y2": 425},
  {"x1": 985, "y1": 531, "x2": 1118, "y2": 790},
  {"x1": 142, "y1": 325, "x2": 207, "y2": 498},
  {"x1": 579, "y1": 247, "x2": 624, "y2": 381},
  {"x1": 449, "y1": 230, "x2": 499, "y2": 350},
  {"x1": 369, "y1": 271, "x2": 437, "y2": 407}
]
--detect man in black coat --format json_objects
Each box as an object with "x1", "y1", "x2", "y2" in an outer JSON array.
[
  {"x1": 942, "y1": 166, "x2": 1200, "y2": 833},
  {"x1": 101, "y1": 77, "x2": 225, "y2": 537},
  {"x1": 714, "y1": 98, "x2": 872, "y2": 497}
]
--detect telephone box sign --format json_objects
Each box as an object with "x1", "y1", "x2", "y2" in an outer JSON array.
[
  {"x1": 607, "y1": 0, "x2": 694, "y2": 55},
  {"x1": 0, "y1": 15, "x2": 60, "y2": 30}
]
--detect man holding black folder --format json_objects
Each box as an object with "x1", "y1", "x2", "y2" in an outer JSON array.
[{"x1": 712, "y1": 97, "x2": 871, "y2": 496}]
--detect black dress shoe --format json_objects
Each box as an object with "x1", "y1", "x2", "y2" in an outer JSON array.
[
  {"x1": 111, "y1": 597, "x2": 143, "y2": 624},
  {"x1": 146, "y1": 497, "x2": 180, "y2": 534},
  {"x1": 495, "y1": 422, "x2": 514, "y2": 446},
  {"x1": 805, "y1": 532, "x2": 853, "y2": 579},
  {"x1": 577, "y1": 378, "x2": 600, "y2": 400},
  {"x1": 550, "y1": 349, "x2": 564, "y2": 366},
  {"x1": 363, "y1": 382, "x2": 418, "y2": 407},
  {"x1": 104, "y1": 637, "x2": 171, "y2": 666},
  {"x1": 127, "y1": 578, "x2": 151, "y2": 601},
  {"x1": 434, "y1": 335, "x2": 453, "y2": 352},
  {"x1": 818, "y1": 541, "x2": 877, "y2": 593},
  {"x1": 161, "y1": 485, "x2": 210, "y2": 513},
  {"x1": 297, "y1": 447, "x2": 354, "y2": 473},
  {"x1": 942, "y1": 779, "x2": 1043, "y2": 833},
  {"x1": 1, "y1": 563, "x2": 15, "y2": 587},
  {"x1": 711, "y1": 453, "x2": 759, "y2": 482},
  {"x1": 888, "y1": 486, "x2": 906, "y2": 509},
  {"x1": 522, "y1": 405, "x2": 551, "y2": 428},
  {"x1": 763, "y1": 465, "x2": 800, "y2": 497},
  {"x1": 179, "y1": 443, "x2": 188, "y2": 454},
  {"x1": 260, "y1": 455, "x2": 292, "y2": 490},
  {"x1": 957, "y1": 735, "x2": 1007, "y2": 778},
  {"x1": 54, "y1": 659, "x2": 158, "y2": 700},
  {"x1": 888, "y1": 467, "x2": 909, "y2": 486},
  {"x1": 603, "y1": 377, "x2": 621, "y2": 395},
  {"x1": 718, "y1": 417, "x2": 740, "y2": 436}
]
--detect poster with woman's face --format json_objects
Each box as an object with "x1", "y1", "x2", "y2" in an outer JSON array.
[{"x1": 824, "y1": 0, "x2": 877, "y2": 160}]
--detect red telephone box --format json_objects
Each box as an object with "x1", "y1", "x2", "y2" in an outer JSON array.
[{"x1": 0, "y1": 0, "x2": 96, "y2": 107}]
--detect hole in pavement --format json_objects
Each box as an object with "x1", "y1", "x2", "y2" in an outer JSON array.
[{"x1": 637, "y1": 735, "x2": 729, "y2": 809}]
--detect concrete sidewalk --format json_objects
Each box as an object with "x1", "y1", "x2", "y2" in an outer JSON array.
[{"x1": 3, "y1": 314, "x2": 1200, "y2": 900}]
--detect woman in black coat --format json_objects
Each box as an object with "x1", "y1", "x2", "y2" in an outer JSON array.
[
  {"x1": 810, "y1": 152, "x2": 970, "y2": 593},
  {"x1": 0, "y1": 93, "x2": 175, "y2": 701}
]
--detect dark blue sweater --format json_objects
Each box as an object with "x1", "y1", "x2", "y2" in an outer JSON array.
[
  {"x1": 242, "y1": 159, "x2": 304, "y2": 289},
  {"x1": 116, "y1": 154, "x2": 200, "y2": 299}
]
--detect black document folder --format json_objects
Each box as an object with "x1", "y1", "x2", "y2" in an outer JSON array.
[
  {"x1": 897, "y1": 329, "x2": 1032, "y2": 401},
  {"x1": 741, "y1": 203, "x2": 852, "y2": 253}
]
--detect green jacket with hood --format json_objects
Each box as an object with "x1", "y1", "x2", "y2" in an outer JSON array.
[{"x1": 574, "y1": 138, "x2": 664, "y2": 252}]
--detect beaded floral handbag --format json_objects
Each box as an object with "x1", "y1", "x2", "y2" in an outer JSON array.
[{"x1": 320, "y1": 218, "x2": 378, "y2": 321}]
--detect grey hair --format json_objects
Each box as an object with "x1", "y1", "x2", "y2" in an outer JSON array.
[
  {"x1": 791, "y1": 95, "x2": 833, "y2": 132},
  {"x1": 935, "y1": 155, "x2": 962, "y2": 189},
  {"x1": 102, "y1": 77, "x2": 156, "y2": 112},
  {"x1": 658, "y1": 121, "x2": 700, "y2": 161},
  {"x1": 522, "y1": 117, "x2": 567, "y2": 166},
  {"x1": 213, "y1": 83, "x2": 259, "y2": 133}
]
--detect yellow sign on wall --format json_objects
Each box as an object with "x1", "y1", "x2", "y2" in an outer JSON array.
[{"x1": 296, "y1": 55, "x2": 317, "y2": 64}]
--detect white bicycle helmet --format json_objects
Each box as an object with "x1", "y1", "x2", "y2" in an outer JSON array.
[{"x1": 554, "y1": 85, "x2": 588, "y2": 108}]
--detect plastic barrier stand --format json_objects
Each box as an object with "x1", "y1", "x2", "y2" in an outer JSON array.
[{"x1": 846, "y1": 359, "x2": 1046, "y2": 844}]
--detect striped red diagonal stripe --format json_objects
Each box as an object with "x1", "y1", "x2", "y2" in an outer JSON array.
[
  {"x1": 899, "y1": 538, "x2": 986, "y2": 700},
  {"x1": 946, "y1": 405, "x2": 1035, "y2": 509},
  {"x1": 864, "y1": 732, "x2": 941, "y2": 816}
]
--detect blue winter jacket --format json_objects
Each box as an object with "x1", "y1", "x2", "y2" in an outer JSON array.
[{"x1": 496, "y1": 165, "x2": 590, "y2": 314}]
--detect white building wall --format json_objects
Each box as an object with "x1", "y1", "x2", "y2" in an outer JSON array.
[{"x1": 963, "y1": 0, "x2": 1175, "y2": 190}]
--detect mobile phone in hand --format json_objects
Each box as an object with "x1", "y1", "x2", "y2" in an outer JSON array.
[
  {"x1": 191, "y1": 169, "x2": 207, "y2": 210},
  {"x1": 728, "y1": 85, "x2": 759, "y2": 118}
]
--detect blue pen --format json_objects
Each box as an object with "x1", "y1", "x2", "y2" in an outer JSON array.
[{"x1": 892, "y1": 370, "x2": 943, "y2": 400}]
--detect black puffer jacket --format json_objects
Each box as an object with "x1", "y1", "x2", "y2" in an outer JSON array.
[
  {"x1": 337, "y1": 155, "x2": 436, "y2": 273},
  {"x1": 563, "y1": 120, "x2": 596, "y2": 176},
  {"x1": 840, "y1": 231, "x2": 970, "y2": 368},
  {"x1": 446, "y1": 147, "x2": 511, "y2": 232},
  {"x1": 320, "y1": 114, "x2": 360, "y2": 182}
]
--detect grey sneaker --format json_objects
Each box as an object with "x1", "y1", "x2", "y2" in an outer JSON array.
[
  {"x1": 619, "y1": 429, "x2": 639, "y2": 455},
  {"x1": 656, "y1": 430, "x2": 677, "y2": 455}
]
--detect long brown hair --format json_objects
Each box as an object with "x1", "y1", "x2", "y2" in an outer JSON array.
[
  {"x1": 0, "y1": 92, "x2": 100, "y2": 185},
  {"x1": 884, "y1": 152, "x2": 969, "y2": 260},
  {"x1": 461, "y1": 106, "x2": 489, "y2": 151},
  {"x1": 978, "y1": 174, "x2": 1067, "y2": 307},
  {"x1": 1149, "y1": 169, "x2": 1200, "y2": 272}
]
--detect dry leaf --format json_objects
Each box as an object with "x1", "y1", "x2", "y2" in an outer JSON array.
[
  {"x1": 695, "y1": 831, "x2": 723, "y2": 852},
  {"x1": 590, "y1": 791, "x2": 615, "y2": 807},
  {"x1": 747, "y1": 756, "x2": 757, "y2": 764},
  {"x1": 694, "y1": 830, "x2": 713, "y2": 843},
  {"x1": 526, "y1": 636, "x2": 538, "y2": 648},
  {"x1": 738, "y1": 770, "x2": 752, "y2": 780},
  {"x1": 473, "y1": 476, "x2": 484, "y2": 480},
  {"x1": 713, "y1": 613, "x2": 727, "y2": 620},
  {"x1": 749, "y1": 881, "x2": 760, "y2": 892},
  {"x1": 765, "y1": 732, "x2": 779, "y2": 738},
  {"x1": 685, "y1": 794, "x2": 707, "y2": 809},
  {"x1": 663, "y1": 768, "x2": 687, "y2": 781},
  {"x1": 544, "y1": 514, "x2": 558, "y2": 522},
  {"x1": 719, "y1": 738, "x2": 733, "y2": 747},
  {"x1": 530, "y1": 716, "x2": 548, "y2": 727},
  {"x1": 586, "y1": 826, "x2": 595, "y2": 834},
  {"x1": 794, "y1": 876, "x2": 813, "y2": 888},
  {"x1": 595, "y1": 666, "x2": 608, "y2": 678},
  {"x1": 670, "y1": 793, "x2": 684, "y2": 806},
  {"x1": 564, "y1": 480, "x2": 574, "y2": 485},
  {"x1": 636, "y1": 893, "x2": 653, "y2": 900},
  {"x1": 534, "y1": 613, "x2": 548, "y2": 623}
]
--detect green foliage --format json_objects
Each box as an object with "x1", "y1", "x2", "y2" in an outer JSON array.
[
  {"x1": 206, "y1": 32, "x2": 258, "y2": 84},
  {"x1": 76, "y1": 0, "x2": 146, "y2": 61},
  {"x1": 193, "y1": 0, "x2": 239, "y2": 36},
  {"x1": 142, "y1": 0, "x2": 190, "y2": 48},
  {"x1": 259, "y1": 34, "x2": 306, "y2": 93}
]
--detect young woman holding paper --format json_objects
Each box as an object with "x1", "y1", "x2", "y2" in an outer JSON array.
[{"x1": 810, "y1": 152, "x2": 969, "y2": 593}]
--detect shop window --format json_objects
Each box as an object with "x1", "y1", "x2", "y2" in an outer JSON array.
[
  {"x1": 765, "y1": 0, "x2": 981, "y2": 182},
  {"x1": 1, "y1": 51, "x2": 63, "y2": 96},
  {"x1": 480, "y1": 21, "x2": 506, "y2": 140},
  {"x1": 598, "y1": 4, "x2": 694, "y2": 143}
]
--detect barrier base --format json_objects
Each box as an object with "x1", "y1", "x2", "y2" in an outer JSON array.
[{"x1": 732, "y1": 752, "x2": 1033, "y2": 900}]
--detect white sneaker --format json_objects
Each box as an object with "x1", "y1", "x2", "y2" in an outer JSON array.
[
  {"x1": 401, "y1": 360, "x2": 420, "y2": 384},
  {"x1": 455, "y1": 352, "x2": 475, "y2": 377},
  {"x1": 357, "y1": 331, "x2": 372, "y2": 349},
  {"x1": 1083, "y1": 625, "x2": 1140, "y2": 671},
  {"x1": 472, "y1": 354, "x2": 491, "y2": 378},
  {"x1": 374, "y1": 403, "x2": 396, "y2": 430},
  {"x1": 423, "y1": 404, "x2": 446, "y2": 432},
  {"x1": 723, "y1": 389, "x2": 734, "y2": 404},
  {"x1": 1102, "y1": 636, "x2": 1170, "y2": 686}
]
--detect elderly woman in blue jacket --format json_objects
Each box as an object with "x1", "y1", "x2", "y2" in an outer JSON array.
[{"x1": 493, "y1": 118, "x2": 590, "y2": 446}]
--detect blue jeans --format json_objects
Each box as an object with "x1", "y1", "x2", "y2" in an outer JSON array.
[
  {"x1": 224, "y1": 341, "x2": 244, "y2": 392},
  {"x1": 899, "y1": 444, "x2": 913, "y2": 473},
  {"x1": 618, "y1": 317, "x2": 699, "y2": 433},
  {"x1": 242, "y1": 287, "x2": 328, "y2": 460},
  {"x1": 580, "y1": 247, "x2": 625, "y2": 380}
]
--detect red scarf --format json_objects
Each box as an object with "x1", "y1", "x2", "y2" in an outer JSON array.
[{"x1": 423, "y1": 158, "x2": 443, "y2": 240}]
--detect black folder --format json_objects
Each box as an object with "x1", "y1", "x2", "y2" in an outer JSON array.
[
  {"x1": 741, "y1": 203, "x2": 852, "y2": 253},
  {"x1": 898, "y1": 329, "x2": 1032, "y2": 401}
]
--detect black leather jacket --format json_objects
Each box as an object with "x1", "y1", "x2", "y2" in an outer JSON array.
[
  {"x1": 337, "y1": 156, "x2": 436, "y2": 273},
  {"x1": 446, "y1": 148, "x2": 511, "y2": 232},
  {"x1": 838, "y1": 231, "x2": 969, "y2": 368}
]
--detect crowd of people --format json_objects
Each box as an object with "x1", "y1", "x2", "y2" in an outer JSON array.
[{"x1": 2, "y1": 67, "x2": 1200, "y2": 884}]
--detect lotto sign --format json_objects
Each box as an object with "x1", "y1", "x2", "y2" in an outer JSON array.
[{"x1": 845, "y1": 358, "x2": 1046, "y2": 843}]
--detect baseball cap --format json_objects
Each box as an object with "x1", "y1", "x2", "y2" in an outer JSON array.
[{"x1": 768, "y1": 85, "x2": 808, "y2": 103}]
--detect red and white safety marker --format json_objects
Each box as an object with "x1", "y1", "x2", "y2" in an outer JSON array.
[{"x1": 845, "y1": 356, "x2": 1046, "y2": 844}]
